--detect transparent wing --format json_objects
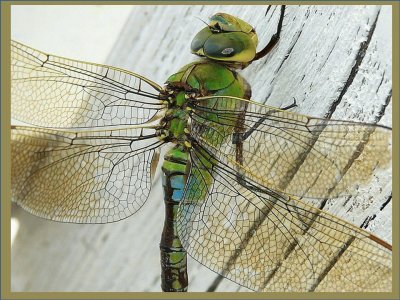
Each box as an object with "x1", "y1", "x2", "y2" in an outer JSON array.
[
  {"x1": 189, "y1": 96, "x2": 392, "y2": 199},
  {"x1": 177, "y1": 146, "x2": 391, "y2": 292},
  {"x1": 11, "y1": 40, "x2": 165, "y2": 128},
  {"x1": 12, "y1": 125, "x2": 163, "y2": 223}
]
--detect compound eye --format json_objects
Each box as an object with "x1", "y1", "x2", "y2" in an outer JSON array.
[
  {"x1": 191, "y1": 27, "x2": 213, "y2": 54},
  {"x1": 203, "y1": 31, "x2": 256, "y2": 62},
  {"x1": 203, "y1": 34, "x2": 242, "y2": 58}
]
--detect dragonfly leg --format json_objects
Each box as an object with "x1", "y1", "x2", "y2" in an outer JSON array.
[
  {"x1": 280, "y1": 97, "x2": 297, "y2": 111},
  {"x1": 253, "y1": 5, "x2": 286, "y2": 61}
]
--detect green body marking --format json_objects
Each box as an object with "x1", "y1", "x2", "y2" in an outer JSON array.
[
  {"x1": 159, "y1": 60, "x2": 252, "y2": 292},
  {"x1": 158, "y1": 12, "x2": 258, "y2": 292}
]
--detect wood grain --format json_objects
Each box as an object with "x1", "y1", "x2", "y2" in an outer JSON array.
[{"x1": 11, "y1": 5, "x2": 392, "y2": 292}]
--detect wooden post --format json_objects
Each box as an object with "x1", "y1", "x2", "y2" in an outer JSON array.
[{"x1": 11, "y1": 5, "x2": 392, "y2": 292}]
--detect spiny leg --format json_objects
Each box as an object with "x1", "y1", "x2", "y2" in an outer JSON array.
[
  {"x1": 280, "y1": 97, "x2": 297, "y2": 111},
  {"x1": 253, "y1": 5, "x2": 286, "y2": 61}
]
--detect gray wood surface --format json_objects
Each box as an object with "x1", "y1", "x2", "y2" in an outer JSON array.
[{"x1": 11, "y1": 5, "x2": 392, "y2": 292}]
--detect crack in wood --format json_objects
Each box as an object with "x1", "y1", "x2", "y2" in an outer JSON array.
[
  {"x1": 274, "y1": 26, "x2": 302, "y2": 73},
  {"x1": 318, "y1": 36, "x2": 339, "y2": 72},
  {"x1": 375, "y1": 88, "x2": 392, "y2": 123},
  {"x1": 265, "y1": 5, "x2": 272, "y2": 17},
  {"x1": 380, "y1": 194, "x2": 392, "y2": 211},
  {"x1": 326, "y1": 8, "x2": 381, "y2": 119},
  {"x1": 361, "y1": 214, "x2": 376, "y2": 229}
]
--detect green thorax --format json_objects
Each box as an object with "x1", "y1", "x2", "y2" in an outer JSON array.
[{"x1": 161, "y1": 60, "x2": 251, "y2": 144}]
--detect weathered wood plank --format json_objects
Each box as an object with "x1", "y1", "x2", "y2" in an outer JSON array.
[{"x1": 11, "y1": 5, "x2": 392, "y2": 292}]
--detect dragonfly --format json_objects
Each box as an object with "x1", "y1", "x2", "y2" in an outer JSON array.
[{"x1": 11, "y1": 6, "x2": 392, "y2": 292}]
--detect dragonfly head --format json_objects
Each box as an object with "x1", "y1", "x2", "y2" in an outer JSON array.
[{"x1": 191, "y1": 13, "x2": 258, "y2": 66}]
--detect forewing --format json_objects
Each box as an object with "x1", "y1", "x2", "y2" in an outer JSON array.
[
  {"x1": 189, "y1": 96, "x2": 392, "y2": 199},
  {"x1": 11, "y1": 40, "x2": 165, "y2": 128},
  {"x1": 12, "y1": 125, "x2": 163, "y2": 223},
  {"x1": 177, "y1": 147, "x2": 391, "y2": 292}
]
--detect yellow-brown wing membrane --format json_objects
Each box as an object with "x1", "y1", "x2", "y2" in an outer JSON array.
[
  {"x1": 177, "y1": 146, "x2": 391, "y2": 292},
  {"x1": 12, "y1": 126, "x2": 163, "y2": 223},
  {"x1": 11, "y1": 40, "x2": 165, "y2": 128},
  {"x1": 188, "y1": 96, "x2": 392, "y2": 199}
]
